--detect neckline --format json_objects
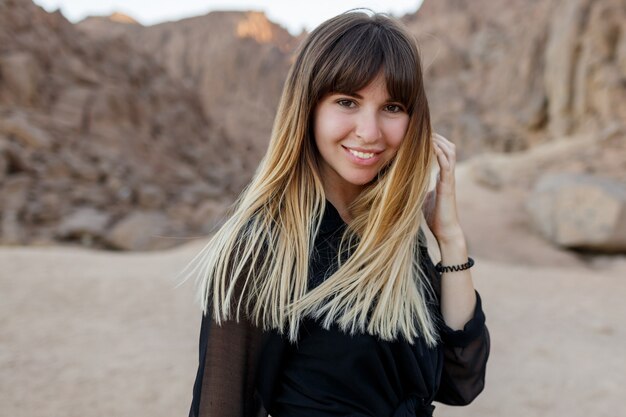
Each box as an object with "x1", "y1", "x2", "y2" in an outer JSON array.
[{"x1": 319, "y1": 199, "x2": 347, "y2": 235}]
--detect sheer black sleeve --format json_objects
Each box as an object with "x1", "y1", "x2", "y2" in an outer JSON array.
[
  {"x1": 188, "y1": 307, "x2": 268, "y2": 417},
  {"x1": 188, "y1": 224, "x2": 272, "y2": 417},
  {"x1": 435, "y1": 290, "x2": 490, "y2": 405},
  {"x1": 419, "y1": 236, "x2": 490, "y2": 406}
]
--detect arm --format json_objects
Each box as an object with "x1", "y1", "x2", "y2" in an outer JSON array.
[
  {"x1": 435, "y1": 292, "x2": 490, "y2": 406},
  {"x1": 421, "y1": 133, "x2": 490, "y2": 404},
  {"x1": 437, "y1": 234, "x2": 477, "y2": 331},
  {"x1": 437, "y1": 232, "x2": 490, "y2": 405},
  {"x1": 418, "y1": 236, "x2": 490, "y2": 406},
  {"x1": 188, "y1": 224, "x2": 273, "y2": 417},
  {"x1": 189, "y1": 307, "x2": 268, "y2": 417}
]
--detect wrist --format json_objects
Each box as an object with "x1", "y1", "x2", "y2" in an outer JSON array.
[
  {"x1": 435, "y1": 226, "x2": 466, "y2": 247},
  {"x1": 435, "y1": 256, "x2": 475, "y2": 274}
]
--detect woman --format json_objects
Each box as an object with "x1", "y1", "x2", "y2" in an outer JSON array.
[{"x1": 185, "y1": 10, "x2": 489, "y2": 417}]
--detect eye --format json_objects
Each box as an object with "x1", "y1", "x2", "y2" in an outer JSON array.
[
  {"x1": 336, "y1": 99, "x2": 356, "y2": 108},
  {"x1": 384, "y1": 104, "x2": 405, "y2": 113}
]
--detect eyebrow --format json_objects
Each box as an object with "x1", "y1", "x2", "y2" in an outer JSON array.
[
  {"x1": 335, "y1": 92, "x2": 396, "y2": 102},
  {"x1": 342, "y1": 92, "x2": 363, "y2": 99}
]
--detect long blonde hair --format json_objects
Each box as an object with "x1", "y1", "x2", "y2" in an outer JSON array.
[{"x1": 180, "y1": 10, "x2": 439, "y2": 347}]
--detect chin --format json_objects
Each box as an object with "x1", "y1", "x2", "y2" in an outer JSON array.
[{"x1": 342, "y1": 172, "x2": 378, "y2": 186}]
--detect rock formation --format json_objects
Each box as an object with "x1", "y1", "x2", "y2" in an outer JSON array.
[
  {"x1": 526, "y1": 172, "x2": 626, "y2": 252},
  {"x1": 404, "y1": 0, "x2": 626, "y2": 159},
  {"x1": 0, "y1": 0, "x2": 240, "y2": 249},
  {"x1": 1, "y1": 0, "x2": 624, "y2": 252},
  {"x1": 77, "y1": 10, "x2": 298, "y2": 175}
]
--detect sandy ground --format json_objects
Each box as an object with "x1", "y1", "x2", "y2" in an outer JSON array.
[
  {"x1": 2, "y1": 171, "x2": 626, "y2": 416},
  {"x1": 0, "y1": 242, "x2": 203, "y2": 417}
]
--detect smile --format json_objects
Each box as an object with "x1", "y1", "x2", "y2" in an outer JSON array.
[
  {"x1": 348, "y1": 149, "x2": 375, "y2": 159},
  {"x1": 342, "y1": 146, "x2": 383, "y2": 165}
]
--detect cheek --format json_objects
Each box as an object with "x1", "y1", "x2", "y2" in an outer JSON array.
[
  {"x1": 384, "y1": 117, "x2": 410, "y2": 150},
  {"x1": 314, "y1": 109, "x2": 352, "y2": 146}
]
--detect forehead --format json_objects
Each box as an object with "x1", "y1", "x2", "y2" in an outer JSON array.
[
  {"x1": 326, "y1": 71, "x2": 392, "y2": 98},
  {"x1": 338, "y1": 73, "x2": 391, "y2": 99}
]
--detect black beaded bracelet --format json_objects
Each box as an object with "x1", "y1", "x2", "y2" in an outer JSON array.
[{"x1": 435, "y1": 257, "x2": 475, "y2": 274}]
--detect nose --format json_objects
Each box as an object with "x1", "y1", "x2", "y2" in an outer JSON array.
[{"x1": 355, "y1": 111, "x2": 382, "y2": 142}]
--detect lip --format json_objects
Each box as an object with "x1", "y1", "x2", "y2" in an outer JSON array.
[
  {"x1": 343, "y1": 145, "x2": 385, "y2": 153},
  {"x1": 342, "y1": 145, "x2": 383, "y2": 165}
]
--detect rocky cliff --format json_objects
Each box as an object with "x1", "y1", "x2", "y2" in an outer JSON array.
[
  {"x1": 1, "y1": 0, "x2": 624, "y2": 251},
  {"x1": 77, "y1": 0, "x2": 625, "y2": 167},
  {"x1": 77, "y1": 10, "x2": 298, "y2": 174},
  {"x1": 404, "y1": 0, "x2": 626, "y2": 157},
  {"x1": 0, "y1": 0, "x2": 242, "y2": 249}
]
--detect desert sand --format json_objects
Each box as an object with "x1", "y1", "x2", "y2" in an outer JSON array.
[{"x1": 2, "y1": 167, "x2": 626, "y2": 417}]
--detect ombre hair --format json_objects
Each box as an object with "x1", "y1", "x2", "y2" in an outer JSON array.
[{"x1": 180, "y1": 10, "x2": 439, "y2": 346}]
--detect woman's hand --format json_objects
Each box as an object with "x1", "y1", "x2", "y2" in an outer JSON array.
[{"x1": 423, "y1": 133, "x2": 464, "y2": 244}]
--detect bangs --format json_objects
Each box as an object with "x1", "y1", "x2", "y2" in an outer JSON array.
[{"x1": 311, "y1": 20, "x2": 419, "y2": 114}]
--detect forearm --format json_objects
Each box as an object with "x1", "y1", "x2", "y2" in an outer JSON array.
[{"x1": 437, "y1": 231, "x2": 477, "y2": 331}]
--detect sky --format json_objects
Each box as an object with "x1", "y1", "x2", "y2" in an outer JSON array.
[{"x1": 33, "y1": 0, "x2": 424, "y2": 35}]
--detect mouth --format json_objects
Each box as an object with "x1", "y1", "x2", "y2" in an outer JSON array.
[
  {"x1": 347, "y1": 148, "x2": 375, "y2": 159},
  {"x1": 342, "y1": 145, "x2": 383, "y2": 165}
]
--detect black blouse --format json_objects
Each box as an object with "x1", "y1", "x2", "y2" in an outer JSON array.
[{"x1": 189, "y1": 201, "x2": 490, "y2": 417}]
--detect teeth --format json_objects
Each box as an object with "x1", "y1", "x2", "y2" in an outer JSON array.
[{"x1": 348, "y1": 149, "x2": 375, "y2": 159}]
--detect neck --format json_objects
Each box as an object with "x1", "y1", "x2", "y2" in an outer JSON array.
[{"x1": 321, "y1": 179, "x2": 363, "y2": 225}]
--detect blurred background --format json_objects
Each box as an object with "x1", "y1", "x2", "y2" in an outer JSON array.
[{"x1": 1, "y1": 0, "x2": 624, "y2": 415}]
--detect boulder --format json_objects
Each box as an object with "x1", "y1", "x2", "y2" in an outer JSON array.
[
  {"x1": 56, "y1": 207, "x2": 111, "y2": 242},
  {"x1": 105, "y1": 211, "x2": 171, "y2": 251},
  {"x1": 526, "y1": 173, "x2": 626, "y2": 252},
  {"x1": 191, "y1": 199, "x2": 229, "y2": 232},
  {"x1": 469, "y1": 131, "x2": 625, "y2": 190}
]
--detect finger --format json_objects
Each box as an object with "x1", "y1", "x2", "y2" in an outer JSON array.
[
  {"x1": 433, "y1": 133, "x2": 452, "y2": 143},
  {"x1": 433, "y1": 141, "x2": 456, "y2": 168},
  {"x1": 434, "y1": 144, "x2": 450, "y2": 170},
  {"x1": 435, "y1": 146, "x2": 457, "y2": 186},
  {"x1": 434, "y1": 138, "x2": 455, "y2": 155},
  {"x1": 432, "y1": 134, "x2": 456, "y2": 154},
  {"x1": 433, "y1": 142, "x2": 450, "y2": 162},
  {"x1": 432, "y1": 133, "x2": 448, "y2": 146}
]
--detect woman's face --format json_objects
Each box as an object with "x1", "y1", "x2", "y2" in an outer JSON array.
[{"x1": 313, "y1": 72, "x2": 409, "y2": 198}]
